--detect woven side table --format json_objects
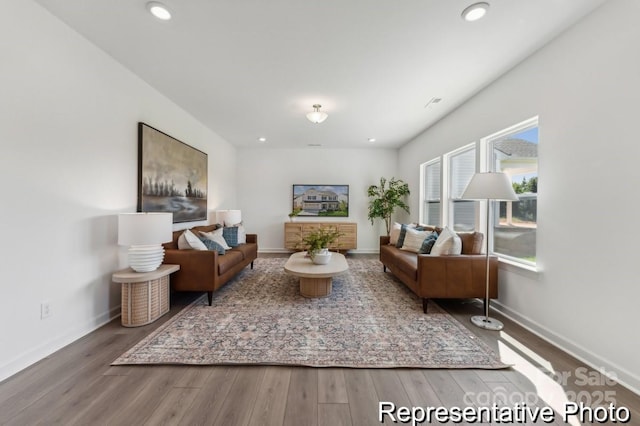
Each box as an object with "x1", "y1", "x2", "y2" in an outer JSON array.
[{"x1": 112, "y1": 264, "x2": 180, "y2": 327}]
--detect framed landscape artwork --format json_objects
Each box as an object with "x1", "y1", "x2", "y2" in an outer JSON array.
[
  {"x1": 138, "y1": 123, "x2": 208, "y2": 223},
  {"x1": 292, "y1": 184, "x2": 349, "y2": 217}
]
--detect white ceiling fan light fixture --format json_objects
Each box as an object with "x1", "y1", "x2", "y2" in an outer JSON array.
[
  {"x1": 306, "y1": 104, "x2": 328, "y2": 124},
  {"x1": 147, "y1": 2, "x2": 172, "y2": 21},
  {"x1": 462, "y1": 2, "x2": 490, "y2": 22}
]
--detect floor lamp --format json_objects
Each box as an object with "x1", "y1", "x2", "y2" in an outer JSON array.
[{"x1": 461, "y1": 172, "x2": 518, "y2": 331}]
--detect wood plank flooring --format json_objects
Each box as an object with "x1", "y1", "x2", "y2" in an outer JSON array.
[{"x1": 1, "y1": 254, "x2": 638, "y2": 425}]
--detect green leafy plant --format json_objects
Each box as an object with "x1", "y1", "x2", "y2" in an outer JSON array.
[
  {"x1": 300, "y1": 226, "x2": 343, "y2": 258},
  {"x1": 367, "y1": 177, "x2": 410, "y2": 236},
  {"x1": 288, "y1": 208, "x2": 302, "y2": 221}
]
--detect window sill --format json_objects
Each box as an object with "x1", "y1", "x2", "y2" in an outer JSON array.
[{"x1": 497, "y1": 256, "x2": 540, "y2": 277}]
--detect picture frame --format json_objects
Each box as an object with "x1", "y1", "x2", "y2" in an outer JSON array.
[
  {"x1": 138, "y1": 122, "x2": 208, "y2": 223},
  {"x1": 292, "y1": 184, "x2": 349, "y2": 217}
]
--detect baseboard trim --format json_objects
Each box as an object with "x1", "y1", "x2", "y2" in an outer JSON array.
[
  {"x1": 0, "y1": 305, "x2": 121, "y2": 383},
  {"x1": 491, "y1": 300, "x2": 640, "y2": 396}
]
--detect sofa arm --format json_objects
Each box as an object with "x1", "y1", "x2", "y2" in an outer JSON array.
[
  {"x1": 246, "y1": 234, "x2": 258, "y2": 244},
  {"x1": 416, "y1": 254, "x2": 498, "y2": 299},
  {"x1": 164, "y1": 249, "x2": 218, "y2": 291},
  {"x1": 380, "y1": 235, "x2": 390, "y2": 246}
]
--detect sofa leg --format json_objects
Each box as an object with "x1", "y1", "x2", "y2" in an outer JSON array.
[
  {"x1": 251, "y1": 261, "x2": 254, "y2": 269},
  {"x1": 422, "y1": 298, "x2": 428, "y2": 314},
  {"x1": 207, "y1": 291, "x2": 213, "y2": 306},
  {"x1": 383, "y1": 265, "x2": 386, "y2": 272}
]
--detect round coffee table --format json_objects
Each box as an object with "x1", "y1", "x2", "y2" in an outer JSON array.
[{"x1": 284, "y1": 251, "x2": 349, "y2": 298}]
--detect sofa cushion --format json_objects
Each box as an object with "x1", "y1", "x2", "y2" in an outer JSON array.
[
  {"x1": 199, "y1": 237, "x2": 226, "y2": 255},
  {"x1": 458, "y1": 232, "x2": 484, "y2": 255},
  {"x1": 178, "y1": 230, "x2": 208, "y2": 250},
  {"x1": 231, "y1": 242, "x2": 257, "y2": 261},
  {"x1": 200, "y1": 228, "x2": 232, "y2": 250},
  {"x1": 217, "y1": 251, "x2": 244, "y2": 275},
  {"x1": 222, "y1": 226, "x2": 240, "y2": 247},
  {"x1": 396, "y1": 223, "x2": 418, "y2": 248},
  {"x1": 389, "y1": 222, "x2": 402, "y2": 246},
  {"x1": 419, "y1": 231, "x2": 439, "y2": 254},
  {"x1": 400, "y1": 228, "x2": 432, "y2": 253},
  {"x1": 431, "y1": 226, "x2": 462, "y2": 255}
]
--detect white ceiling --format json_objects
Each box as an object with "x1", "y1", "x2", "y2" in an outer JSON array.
[{"x1": 34, "y1": 0, "x2": 606, "y2": 149}]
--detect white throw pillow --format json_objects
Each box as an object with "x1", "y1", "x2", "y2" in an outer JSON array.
[
  {"x1": 389, "y1": 222, "x2": 402, "y2": 246},
  {"x1": 430, "y1": 226, "x2": 462, "y2": 256},
  {"x1": 400, "y1": 228, "x2": 432, "y2": 253},
  {"x1": 178, "y1": 229, "x2": 208, "y2": 251},
  {"x1": 200, "y1": 228, "x2": 232, "y2": 250}
]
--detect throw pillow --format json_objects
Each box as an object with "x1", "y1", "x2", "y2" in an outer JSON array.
[
  {"x1": 222, "y1": 227, "x2": 239, "y2": 247},
  {"x1": 430, "y1": 226, "x2": 462, "y2": 256},
  {"x1": 225, "y1": 222, "x2": 247, "y2": 245},
  {"x1": 395, "y1": 223, "x2": 417, "y2": 248},
  {"x1": 199, "y1": 237, "x2": 226, "y2": 255},
  {"x1": 400, "y1": 228, "x2": 432, "y2": 253},
  {"x1": 418, "y1": 231, "x2": 439, "y2": 254},
  {"x1": 200, "y1": 228, "x2": 232, "y2": 250},
  {"x1": 178, "y1": 229, "x2": 208, "y2": 251},
  {"x1": 389, "y1": 222, "x2": 402, "y2": 246}
]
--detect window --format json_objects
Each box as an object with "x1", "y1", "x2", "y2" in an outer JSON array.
[
  {"x1": 446, "y1": 143, "x2": 476, "y2": 232},
  {"x1": 420, "y1": 159, "x2": 441, "y2": 226},
  {"x1": 484, "y1": 117, "x2": 538, "y2": 266}
]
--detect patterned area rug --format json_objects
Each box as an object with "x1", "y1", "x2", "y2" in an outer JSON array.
[{"x1": 113, "y1": 257, "x2": 507, "y2": 369}]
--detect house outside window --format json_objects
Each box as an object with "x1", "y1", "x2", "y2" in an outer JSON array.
[
  {"x1": 420, "y1": 159, "x2": 441, "y2": 226},
  {"x1": 484, "y1": 117, "x2": 538, "y2": 266}
]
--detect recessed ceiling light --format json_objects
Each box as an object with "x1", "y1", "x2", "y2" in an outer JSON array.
[
  {"x1": 462, "y1": 2, "x2": 489, "y2": 22},
  {"x1": 257, "y1": 137, "x2": 267, "y2": 143},
  {"x1": 307, "y1": 143, "x2": 322, "y2": 147},
  {"x1": 147, "y1": 2, "x2": 172, "y2": 20},
  {"x1": 368, "y1": 138, "x2": 376, "y2": 143}
]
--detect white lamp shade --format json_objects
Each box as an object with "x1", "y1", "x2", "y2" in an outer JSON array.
[
  {"x1": 217, "y1": 209, "x2": 242, "y2": 226},
  {"x1": 225, "y1": 209, "x2": 242, "y2": 226},
  {"x1": 117, "y1": 213, "x2": 173, "y2": 246},
  {"x1": 461, "y1": 172, "x2": 519, "y2": 201}
]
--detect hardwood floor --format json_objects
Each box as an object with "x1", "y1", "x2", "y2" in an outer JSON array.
[{"x1": 1, "y1": 254, "x2": 638, "y2": 425}]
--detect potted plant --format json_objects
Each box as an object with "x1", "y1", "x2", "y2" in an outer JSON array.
[
  {"x1": 301, "y1": 226, "x2": 343, "y2": 260},
  {"x1": 367, "y1": 177, "x2": 410, "y2": 236},
  {"x1": 288, "y1": 208, "x2": 302, "y2": 222}
]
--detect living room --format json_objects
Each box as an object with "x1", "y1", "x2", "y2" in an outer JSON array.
[{"x1": 2, "y1": 0, "x2": 639, "y2": 422}]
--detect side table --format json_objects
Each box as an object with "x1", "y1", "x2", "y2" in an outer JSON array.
[{"x1": 112, "y1": 264, "x2": 180, "y2": 327}]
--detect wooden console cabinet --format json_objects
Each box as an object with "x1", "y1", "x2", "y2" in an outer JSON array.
[{"x1": 284, "y1": 222, "x2": 357, "y2": 251}]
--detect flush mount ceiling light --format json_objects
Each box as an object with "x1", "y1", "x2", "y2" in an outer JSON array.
[
  {"x1": 306, "y1": 104, "x2": 328, "y2": 124},
  {"x1": 462, "y1": 2, "x2": 489, "y2": 22},
  {"x1": 368, "y1": 138, "x2": 376, "y2": 143},
  {"x1": 257, "y1": 137, "x2": 267, "y2": 143},
  {"x1": 147, "y1": 2, "x2": 172, "y2": 20}
]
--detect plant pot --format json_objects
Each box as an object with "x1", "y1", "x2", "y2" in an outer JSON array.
[{"x1": 312, "y1": 251, "x2": 332, "y2": 265}]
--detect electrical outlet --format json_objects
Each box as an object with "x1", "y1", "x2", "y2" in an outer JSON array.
[{"x1": 41, "y1": 301, "x2": 51, "y2": 319}]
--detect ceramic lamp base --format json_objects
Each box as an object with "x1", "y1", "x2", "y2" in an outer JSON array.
[{"x1": 128, "y1": 244, "x2": 164, "y2": 272}]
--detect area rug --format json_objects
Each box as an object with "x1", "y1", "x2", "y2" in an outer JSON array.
[{"x1": 112, "y1": 257, "x2": 507, "y2": 369}]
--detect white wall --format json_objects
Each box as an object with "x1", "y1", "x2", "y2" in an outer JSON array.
[
  {"x1": 236, "y1": 148, "x2": 398, "y2": 252},
  {"x1": 398, "y1": 0, "x2": 640, "y2": 393},
  {"x1": 0, "y1": 0, "x2": 236, "y2": 381}
]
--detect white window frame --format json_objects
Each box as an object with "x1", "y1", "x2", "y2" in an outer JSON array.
[
  {"x1": 481, "y1": 116, "x2": 539, "y2": 270},
  {"x1": 443, "y1": 142, "x2": 477, "y2": 231},
  {"x1": 419, "y1": 158, "x2": 442, "y2": 226}
]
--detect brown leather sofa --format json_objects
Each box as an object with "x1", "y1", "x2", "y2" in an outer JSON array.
[
  {"x1": 379, "y1": 230, "x2": 497, "y2": 313},
  {"x1": 163, "y1": 224, "x2": 258, "y2": 305}
]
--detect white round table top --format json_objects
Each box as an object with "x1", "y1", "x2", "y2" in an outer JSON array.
[{"x1": 284, "y1": 252, "x2": 349, "y2": 278}]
